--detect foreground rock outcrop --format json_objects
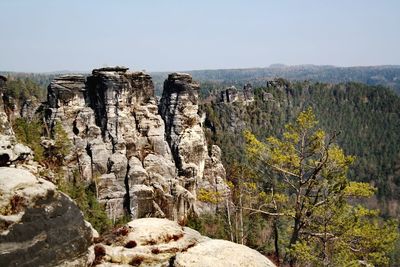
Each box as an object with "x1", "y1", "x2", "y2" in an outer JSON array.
[
  {"x1": 44, "y1": 67, "x2": 229, "y2": 221},
  {"x1": 93, "y1": 218, "x2": 275, "y2": 267},
  {"x1": 0, "y1": 167, "x2": 272, "y2": 267},
  {"x1": 0, "y1": 167, "x2": 93, "y2": 267}
]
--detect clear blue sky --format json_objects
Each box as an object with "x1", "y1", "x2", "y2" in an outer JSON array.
[{"x1": 1, "y1": 0, "x2": 399, "y2": 72}]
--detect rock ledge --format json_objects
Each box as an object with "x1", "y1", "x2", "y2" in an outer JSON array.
[{"x1": 94, "y1": 218, "x2": 275, "y2": 267}]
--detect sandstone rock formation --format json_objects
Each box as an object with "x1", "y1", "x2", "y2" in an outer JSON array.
[
  {"x1": 45, "y1": 68, "x2": 229, "y2": 222},
  {"x1": 0, "y1": 167, "x2": 94, "y2": 267},
  {"x1": 159, "y1": 73, "x2": 229, "y2": 214},
  {"x1": 93, "y1": 218, "x2": 275, "y2": 267},
  {"x1": 243, "y1": 82, "x2": 254, "y2": 101},
  {"x1": 218, "y1": 84, "x2": 254, "y2": 104}
]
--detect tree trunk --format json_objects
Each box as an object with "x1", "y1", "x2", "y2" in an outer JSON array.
[
  {"x1": 273, "y1": 219, "x2": 280, "y2": 266},
  {"x1": 239, "y1": 190, "x2": 244, "y2": 245},
  {"x1": 226, "y1": 199, "x2": 234, "y2": 242},
  {"x1": 286, "y1": 217, "x2": 301, "y2": 267}
]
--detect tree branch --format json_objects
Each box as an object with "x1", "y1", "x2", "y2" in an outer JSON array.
[{"x1": 242, "y1": 207, "x2": 287, "y2": 217}]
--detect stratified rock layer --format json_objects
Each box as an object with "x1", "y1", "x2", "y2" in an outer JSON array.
[
  {"x1": 45, "y1": 67, "x2": 229, "y2": 221},
  {"x1": 93, "y1": 218, "x2": 275, "y2": 267},
  {"x1": 0, "y1": 167, "x2": 93, "y2": 267}
]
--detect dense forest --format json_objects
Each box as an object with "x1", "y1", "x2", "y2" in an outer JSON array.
[
  {"x1": 200, "y1": 80, "x2": 400, "y2": 217},
  {"x1": 192, "y1": 80, "x2": 400, "y2": 265},
  {"x1": 3, "y1": 64, "x2": 400, "y2": 98}
]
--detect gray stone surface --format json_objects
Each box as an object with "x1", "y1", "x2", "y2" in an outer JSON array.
[
  {"x1": 0, "y1": 167, "x2": 93, "y2": 267},
  {"x1": 219, "y1": 83, "x2": 254, "y2": 104}
]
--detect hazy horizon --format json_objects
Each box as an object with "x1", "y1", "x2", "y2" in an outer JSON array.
[
  {"x1": 1, "y1": 0, "x2": 399, "y2": 72},
  {"x1": 3, "y1": 63, "x2": 400, "y2": 75}
]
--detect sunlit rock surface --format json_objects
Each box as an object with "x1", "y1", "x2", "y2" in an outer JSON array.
[
  {"x1": 45, "y1": 67, "x2": 229, "y2": 221},
  {"x1": 92, "y1": 218, "x2": 275, "y2": 267}
]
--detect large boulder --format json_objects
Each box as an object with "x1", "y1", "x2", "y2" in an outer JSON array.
[
  {"x1": 0, "y1": 167, "x2": 94, "y2": 266},
  {"x1": 174, "y1": 239, "x2": 272, "y2": 267},
  {"x1": 93, "y1": 218, "x2": 275, "y2": 267}
]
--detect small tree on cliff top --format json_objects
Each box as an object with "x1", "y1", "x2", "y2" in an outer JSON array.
[{"x1": 244, "y1": 108, "x2": 398, "y2": 266}]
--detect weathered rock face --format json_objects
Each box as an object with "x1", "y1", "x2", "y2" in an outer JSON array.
[
  {"x1": 47, "y1": 74, "x2": 86, "y2": 109},
  {"x1": 159, "y1": 73, "x2": 206, "y2": 190},
  {"x1": 218, "y1": 84, "x2": 254, "y2": 104},
  {"x1": 0, "y1": 167, "x2": 93, "y2": 267},
  {"x1": 45, "y1": 68, "x2": 228, "y2": 222},
  {"x1": 243, "y1": 83, "x2": 254, "y2": 102},
  {"x1": 92, "y1": 218, "x2": 275, "y2": 267},
  {"x1": 159, "y1": 73, "x2": 229, "y2": 214},
  {"x1": 219, "y1": 86, "x2": 239, "y2": 103}
]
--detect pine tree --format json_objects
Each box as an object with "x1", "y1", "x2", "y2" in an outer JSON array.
[{"x1": 244, "y1": 108, "x2": 398, "y2": 266}]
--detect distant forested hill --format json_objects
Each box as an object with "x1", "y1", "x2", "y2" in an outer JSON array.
[
  {"x1": 3, "y1": 65, "x2": 400, "y2": 96},
  {"x1": 200, "y1": 80, "x2": 400, "y2": 217},
  {"x1": 152, "y1": 65, "x2": 400, "y2": 96}
]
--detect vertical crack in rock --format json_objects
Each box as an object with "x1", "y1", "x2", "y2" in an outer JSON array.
[{"x1": 124, "y1": 163, "x2": 131, "y2": 215}]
